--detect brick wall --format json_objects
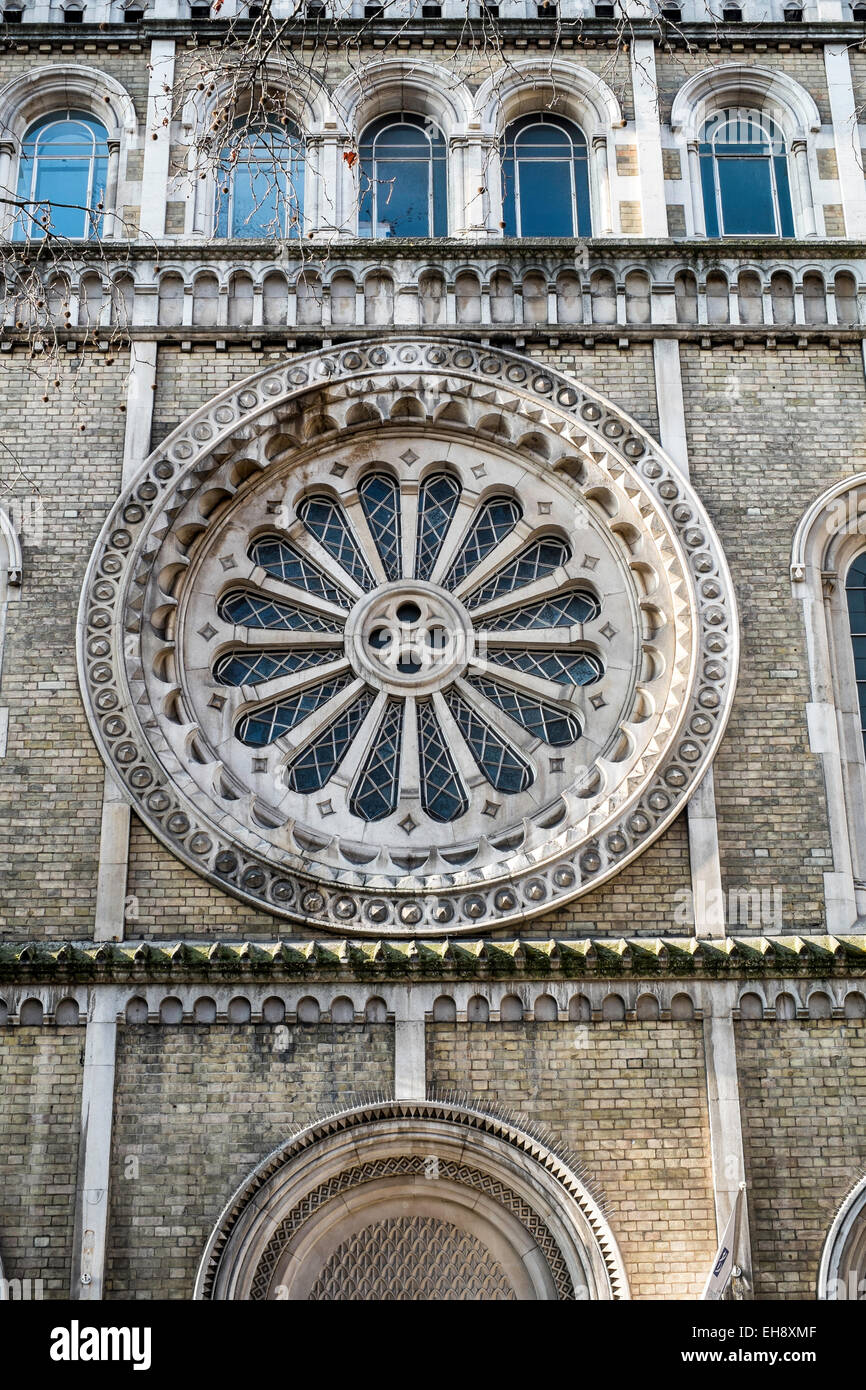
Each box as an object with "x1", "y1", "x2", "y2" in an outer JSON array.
[
  {"x1": 680, "y1": 343, "x2": 866, "y2": 929},
  {"x1": 737, "y1": 1018, "x2": 866, "y2": 1299},
  {"x1": 104, "y1": 1021, "x2": 394, "y2": 1298},
  {"x1": 0, "y1": 1028, "x2": 82, "y2": 1296},
  {"x1": 427, "y1": 1019, "x2": 718, "y2": 1299},
  {"x1": 0, "y1": 352, "x2": 128, "y2": 938}
]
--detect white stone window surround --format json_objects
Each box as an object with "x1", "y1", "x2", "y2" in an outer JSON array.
[
  {"x1": 175, "y1": 56, "x2": 627, "y2": 240},
  {"x1": 0, "y1": 65, "x2": 138, "y2": 241},
  {"x1": 0, "y1": 506, "x2": 22, "y2": 759},
  {"x1": 670, "y1": 63, "x2": 823, "y2": 240},
  {"x1": 818, "y1": 1172, "x2": 866, "y2": 1300},
  {"x1": 792, "y1": 475, "x2": 866, "y2": 930}
]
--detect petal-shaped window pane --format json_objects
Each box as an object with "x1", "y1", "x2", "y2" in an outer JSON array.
[
  {"x1": 249, "y1": 535, "x2": 351, "y2": 606},
  {"x1": 466, "y1": 674, "x2": 580, "y2": 747},
  {"x1": 481, "y1": 587, "x2": 600, "y2": 631},
  {"x1": 358, "y1": 472, "x2": 402, "y2": 581},
  {"x1": 464, "y1": 537, "x2": 571, "y2": 610},
  {"x1": 443, "y1": 495, "x2": 521, "y2": 590},
  {"x1": 444, "y1": 688, "x2": 533, "y2": 793},
  {"x1": 236, "y1": 672, "x2": 354, "y2": 747},
  {"x1": 297, "y1": 495, "x2": 374, "y2": 591},
  {"x1": 219, "y1": 589, "x2": 344, "y2": 632},
  {"x1": 417, "y1": 700, "x2": 469, "y2": 822},
  {"x1": 486, "y1": 648, "x2": 603, "y2": 685},
  {"x1": 349, "y1": 699, "x2": 404, "y2": 820},
  {"x1": 415, "y1": 471, "x2": 461, "y2": 580},
  {"x1": 285, "y1": 689, "x2": 376, "y2": 793},
  {"x1": 214, "y1": 646, "x2": 338, "y2": 686},
  {"x1": 846, "y1": 554, "x2": 866, "y2": 756}
]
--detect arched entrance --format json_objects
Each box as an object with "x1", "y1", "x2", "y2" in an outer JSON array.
[
  {"x1": 818, "y1": 1173, "x2": 866, "y2": 1300},
  {"x1": 194, "y1": 1100, "x2": 629, "y2": 1301}
]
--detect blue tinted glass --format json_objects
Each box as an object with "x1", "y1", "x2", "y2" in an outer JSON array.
[
  {"x1": 15, "y1": 113, "x2": 107, "y2": 240},
  {"x1": 515, "y1": 124, "x2": 572, "y2": 152},
  {"x1": 359, "y1": 115, "x2": 447, "y2": 238},
  {"x1": 718, "y1": 156, "x2": 776, "y2": 234},
  {"x1": 375, "y1": 157, "x2": 430, "y2": 236},
  {"x1": 846, "y1": 562, "x2": 866, "y2": 751},
  {"x1": 518, "y1": 159, "x2": 574, "y2": 237},
  {"x1": 774, "y1": 155, "x2": 795, "y2": 237}
]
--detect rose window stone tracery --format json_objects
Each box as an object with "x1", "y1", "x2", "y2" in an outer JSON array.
[{"x1": 78, "y1": 339, "x2": 738, "y2": 934}]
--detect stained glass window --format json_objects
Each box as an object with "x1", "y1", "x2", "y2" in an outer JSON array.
[
  {"x1": 466, "y1": 674, "x2": 581, "y2": 746},
  {"x1": 249, "y1": 535, "x2": 351, "y2": 606},
  {"x1": 349, "y1": 699, "x2": 404, "y2": 820},
  {"x1": 415, "y1": 471, "x2": 461, "y2": 581},
  {"x1": 417, "y1": 700, "x2": 469, "y2": 821},
  {"x1": 285, "y1": 690, "x2": 376, "y2": 792},
  {"x1": 214, "y1": 647, "x2": 338, "y2": 686},
  {"x1": 219, "y1": 589, "x2": 344, "y2": 632},
  {"x1": 236, "y1": 672, "x2": 354, "y2": 746},
  {"x1": 846, "y1": 553, "x2": 866, "y2": 757},
  {"x1": 699, "y1": 108, "x2": 794, "y2": 237},
  {"x1": 445, "y1": 688, "x2": 534, "y2": 793},
  {"x1": 358, "y1": 472, "x2": 402, "y2": 581},
  {"x1": 480, "y1": 587, "x2": 600, "y2": 631},
  {"x1": 443, "y1": 495, "x2": 521, "y2": 590},
  {"x1": 464, "y1": 537, "x2": 571, "y2": 610},
  {"x1": 485, "y1": 648, "x2": 603, "y2": 685},
  {"x1": 297, "y1": 495, "x2": 375, "y2": 590}
]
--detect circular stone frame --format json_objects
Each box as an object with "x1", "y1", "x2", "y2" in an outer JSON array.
[
  {"x1": 77, "y1": 337, "x2": 738, "y2": 936},
  {"x1": 193, "y1": 1099, "x2": 629, "y2": 1301}
]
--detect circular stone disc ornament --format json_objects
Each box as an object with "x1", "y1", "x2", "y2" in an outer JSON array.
[{"x1": 78, "y1": 338, "x2": 738, "y2": 936}]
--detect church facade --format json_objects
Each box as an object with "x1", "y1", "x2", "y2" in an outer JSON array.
[{"x1": 1, "y1": 0, "x2": 866, "y2": 1302}]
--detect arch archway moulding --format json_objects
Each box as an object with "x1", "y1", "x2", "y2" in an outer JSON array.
[
  {"x1": 193, "y1": 1099, "x2": 629, "y2": 1301},
  {"x1": 818, "y1": 1172, "x2": 866, "y2": 1299},
  {"x1": 77, "y1": 336, "x2": 738, "y2": 937}
]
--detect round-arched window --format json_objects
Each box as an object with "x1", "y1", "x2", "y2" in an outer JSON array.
[
  {"x1": 13, "y1": 110, "x2": 109, "y2": 241},
  {"x1": 501, "y1": 113, "x2": 591, "y2": 239},
  {"x1": 358, "y1": 114, "x2": 448, "y2": 238},
  {"x1": 215, "y1": 115, "x2": 304, "y2": 239},
  {"x1": 699, "y1": 107, "x2": 795, "y2": 237}
]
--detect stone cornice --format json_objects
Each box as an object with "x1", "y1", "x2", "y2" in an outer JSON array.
[
  {"x1": 1, "y1": 934, "x2": 865, "y2": 981},
  {"x1": 3, "y1": 20, "x2": 866, "y2": 48}
]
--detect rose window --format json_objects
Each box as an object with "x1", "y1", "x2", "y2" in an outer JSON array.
[
  {"x1": 212, "y1": 476, "x2": 605, "y2": 832},
  {"x1": 79, "y1": 341, "x2": 737, "y2": 933}
]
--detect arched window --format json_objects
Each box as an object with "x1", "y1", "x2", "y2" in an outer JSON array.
[
  {"x1": 13, "y1": 110, "x2": 109, "y2": 241},
  {"x1": 215, "y1": 116, "x2": 304, "y2": 239},
  {"x1": 845, "y1": 553, "x2": 866, "y2": 760},
  {"x1": 699, "y1": 108, "x2": 794, "y2": 237},
  {"x1": 358, "y1": 114, "x2": 448, "y2": 238},
  {"x1": 501, "y1": 114, "x2": 591, "y2": 238}
]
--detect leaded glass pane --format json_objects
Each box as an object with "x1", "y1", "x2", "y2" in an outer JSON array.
[
  {"x1": 415, "y1": 472, "x2": 461, "y2": 580},
  {"x1": 480, "y1": 587, "x2": 600, "y2": 631},
  {"x1": 218, "y1": 589, "x2": 344, "y2": 632},
  {"x1": 443, "y1": 496, "x2": 521, "y2": 590},
  {"x1": 214, "y1": 647, "x2": 338, "y2": 686},
  {"x1": 444, "y1": 688, "x2": 533, "y2": 793},
  {"x1": 417, "y1": 701, "x2": 469, "y2": 822},
  {"x1": 285, "y1": 689, "x2": 376, "y2": 792},
  {"x1": 297, "y1": 495, "x2": 374, "y2": 590},
  {"x1": 486, "y1": 648, "x2": 602, "y2": 685},
  {"x1": 236, "y1": 672, "x2": 354, "y2": 746},
  {"x1": 464, "y1": 537, "x2": 571, "y2": 610},
  {"x1": 349, "y1": 699, "x2": 404, "y2": 820},
  {"x1": 466, "y1": 674, "x2": 580, "y2": 746},
  {"x1": 358, "y1": 472, "x2": 402, "y2": 581},
  {"x1": 249, "y1": 535, "x2": 351, "y2": 606}
]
